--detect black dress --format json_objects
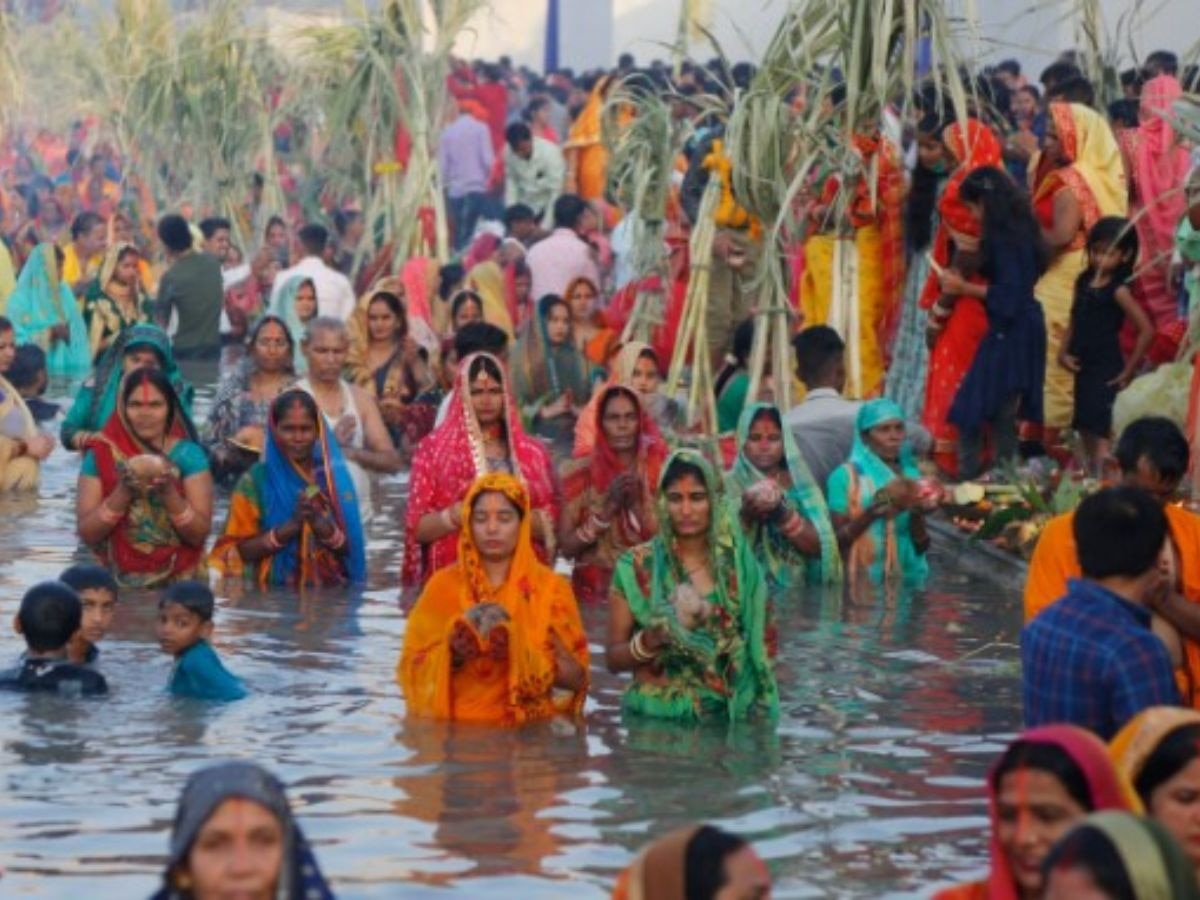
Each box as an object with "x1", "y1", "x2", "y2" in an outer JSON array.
[{"x1": 1068, "y1": 278, "x2": 1125, "y2": 436}]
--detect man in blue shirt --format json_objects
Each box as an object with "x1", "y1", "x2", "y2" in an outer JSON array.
[{"x1": 1022, "y1": 486, "x2": 1180, "y2": 739}]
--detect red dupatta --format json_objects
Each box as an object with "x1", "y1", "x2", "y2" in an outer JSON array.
[
  {"x1": 401, "y1": 352, "x2": 558, "y2": 586},
  {"x1": 84, "y1": 377, "x2": 202, "y2": 584}
]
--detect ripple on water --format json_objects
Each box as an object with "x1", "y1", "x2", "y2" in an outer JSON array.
[{"x1": 0, "y1": 373, "x2": 1020, "y2": 896}]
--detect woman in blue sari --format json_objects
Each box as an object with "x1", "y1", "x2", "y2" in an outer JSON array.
[
  {"x1": 6, "y1": 242, "x2": 91, "y2": 378},
  {"x1": 826, "y1": 398, "x2": 931, "y2": 584},
  {"x1": 60, "y1": 324, "x2": 194, "y2": 451},
  {"x1": 210, "y1": 389, "x2": 366, "y2": 588},
  {"x1": 726, "y1": 402, "x2": 842, "y2": 588}
]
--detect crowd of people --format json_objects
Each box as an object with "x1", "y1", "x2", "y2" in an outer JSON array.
[{"x1": 1, "y1": 37, "x2": 1200, "y2": 899}]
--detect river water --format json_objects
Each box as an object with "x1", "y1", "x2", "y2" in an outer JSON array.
[{"x1": 0, "y1": 364, "x2": 1023, "y2": 898}]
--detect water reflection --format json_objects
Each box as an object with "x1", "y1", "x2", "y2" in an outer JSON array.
[{"x1": 0, "y1": 375, "x2": 1020, "y2": 896}]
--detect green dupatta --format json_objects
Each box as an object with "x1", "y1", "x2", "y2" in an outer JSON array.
[
  {"x1": 270, "y1": 275, "x2": 311, "y2": 375},
  {"x1": 727, "y1": 402, "x2": 842, "y2": 587},
  {"x1": 1083, "y1": 812, "x2": 1200, "y2": 900},
  {"x1": 609, "y1": 448, "x2": 779, "y2": 722}
]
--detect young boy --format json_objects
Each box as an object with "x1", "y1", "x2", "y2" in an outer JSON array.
[
  {"x1": 157, "y1": 581, "x2": 246, "y2": 701},
  {"x1": 1, "y1": 582, "x2": 108, "y2": 695},
  {"x1": 1021, "y1": 486, "x2": 1180, "y2": 739},
  {"x1": 7, "y1": 345, "x2": 60, "y2": 424},
  {"x1": 59, "y1": 564, "x2": 118, "y2": 666}
]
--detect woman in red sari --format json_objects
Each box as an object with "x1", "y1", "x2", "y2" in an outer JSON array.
[
  {"x1": 76, "y1": 368, "x2": 213, "y2": 587},
  {"x1": 920, "y1": 119, "x2": 1002, "y2": 476},
  {"x1": 557, "y1": 385, "x2": 668, "y2": 605},
  {"x1": 402, "y1": 352, "x2": 559, "y2": 587}
]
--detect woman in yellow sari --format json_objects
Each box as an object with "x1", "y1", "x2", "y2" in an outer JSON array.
[
  {"x1": 398, "y1": 473, "x2": 589, "y2": 726},
  {"x1": 564, "y1": 75, "x2": 615, "y2": 201},
  {"x1": 1032, "y1": 103, "x2": 1127, "y2": 432},
  {"x1": 464, "y1": 255, "x2": 515, "y2": 340}
]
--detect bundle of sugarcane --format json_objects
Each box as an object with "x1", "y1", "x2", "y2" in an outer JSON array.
[
  {"x1": 602, "y1": 77, "x2": 678, "y2": 343},
  {"x1": 666, "y1": 173, "x2": 721, "y2": 433}
]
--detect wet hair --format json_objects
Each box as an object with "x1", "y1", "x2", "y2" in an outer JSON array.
[
  {"x1": 1107, "y1": 99, "x2": 1140, "y2": 130},
  {"x1": 553, "y1": 194, "x2": 589, "y2": 230},
  {"x1": 1080, "y1": 216, "x2": 1138, "y2": 287},
  {"x1": 467, "y1": 353, "x2": 505, "y2": 385},
  {"x1": 455, "y1": 322, "x2": 508, "y2": 359},
  {"x1": 505, "y1": 121, "x2": 533, "y2": 149},
  {"x1": 1073, "y1": 487, "x2": 1167, "y2": 580},
  {"x1": 685, "y1": 826, "x2": 748, "y2": 900},
  {"x1": 792, "y1": 325, "x2": 845, "y2": 385},
  {"x1": 70, "y1": 211, "x2": 103, "y2": 241},
  {"x1": 120, "y1": 367, "x2": 180, "y2": 433},
  {"x1": 248, "y1": 314, "x2": 296, "y2": 358},
  {"x1": 661, "y1": 456, "x2": 709, "y2": 493},
  {"x1": 298, "y1": 223, "x2": 328, "y2": 256},
  {"x1": 991, "y1": 739, "x2": 1095, "y2": 810},
  {"x1": 59, "y1": 564, "x2": 119, "y2": 599},
  {"x1": 1115, "y1": 417, "x2": 1190, "y2": 482},
  {"x1": 18, "y1": 582, "x2": 82, "y2": 653},
  {"x1": 504, "y1": 203, "x2": 537, "y2": 227},
  {"x1": 1135, "y1": 723, "x2": 1200, "y2": 802},
  {"x1": 957, "y1": 166, "x2": 1049, "y2": 276},
  {"x1": 159, "y1": 581, "x2": 215, "y2": 623},
  {"x1": 270, "y1": 388, "x2": 320, "y2": 427},
  {"x1": 157, "y1": 214, "x2": 194, "y2": 253},
  {"x1": 367, "y1": 291, "x2": 407, "y2": 337},
  {"x1": 451, "y1": 290, "x2": 485, "y2": 325},
  {"x1": 1042, "y1": 825, "x2": 1137, "y2": 900},
  {"x1": 198, "y1": 217, "x2": 231, "y2": 240},
  {"x1": 6, "y1": 345, "x2": 46, "y2": 390}
]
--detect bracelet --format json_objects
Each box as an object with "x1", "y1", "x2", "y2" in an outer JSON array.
[
  {"x1": 170, "y1": 506, "x2": 196, "y2": 528},
  {"x1": 781, "y1": 510, "x2": 805, "y2": 538},
  {"x1": 575, "y1": 522, "x2": 598, "y2": 545},
  {"x1": 590, "y1": 513, "x2": 612, "y2": 532},
  {"x1": 326, "y1": 527, "x2": 347, "y2": 550},
  {"x1": 96, "y1": 501, "x2": 124, "y2": 525},
  {"x1": 264, "y1": 529, "x2": 282, "y2": 551},
  {"x1": 629, "y1": 631, "x2": 655, "y2": 664}
]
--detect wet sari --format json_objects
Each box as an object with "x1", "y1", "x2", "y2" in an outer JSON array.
[
  {"x1": 398, "y1": 473, "x2": 589, "y2": 725},
  {"x1": 826, "y1": 399, "x2": 928, "y2": 585},
  {"x1": 559, "y1": 385, "x2": 668, "y2": 604},
  {"x1": 1033, "y1": 103, "x2": 1127, "y2": 429},
  {"x1": 933, "y1": 725, "x2": 1140, "y2": 900},
  {"x1": 609, "y1": 449, "x2": 778, "y2": 722},
  {"x1": 402, "y1": 352, "x2": 559, "y2": 586},
  {"x1": 726, "y1": 402, "x2": 841, "y2": 588},
  {"x1": 7, "y1": 242, "x2": 91, "y2": 378},
  {"x1": 82, "y1": 242, "x2": 152, "y2": 361},
  {"x1": 60, "y1": 324, "x2": 195, "y2": 451},
  {"x1": 920, "y1": 120, "x2": 1002, "y2": 475},
  {"x1": 80, "y1": 379, "x2": 209, "y2": 587},
  {"x1": 209, "y1": 399, "x2": 367, "y2": 588},
  {"x1": 150, "y1": 761, "x2": 333, "y2": 900}
]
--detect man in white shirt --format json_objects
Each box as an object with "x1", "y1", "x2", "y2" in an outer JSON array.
[
  {"x1": 786, "y1": 326, "x2": 930, "y2": 493},
  {"x1": 526, "y1": 194, "x2": 601, "y2": 301},
  {"x1": 503, "y1": 122, "x2": 565, "y2": 228},
  {"x1": 269, "y1": 224, "x2": 356, "y2": 322}
]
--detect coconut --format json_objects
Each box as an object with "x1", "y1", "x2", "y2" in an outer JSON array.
[
  {"x1": 125, "y1": 454, "x2": 171, "y2": 481},
  {"x1": 669, "y1": 582, "x2": 714, "y2": 631},
  {"x1": 466, "y1": 603, "x2": 511, "y2": 640}
]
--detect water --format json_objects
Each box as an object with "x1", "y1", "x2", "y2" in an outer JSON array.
[{"x1": 0, "y1": 365, "x2": 1024, "y2": 897}]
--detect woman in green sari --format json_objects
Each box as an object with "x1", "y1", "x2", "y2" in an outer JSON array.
[
  {"x1": 726, "y1": 402, "x2": 841, "y2": 588},
  {"x1": 61, "y1": 324, "x2": 195, "y2": 452},
  {"x1": 826, "y1": 398, "x2": 931, "y2": 585},
  {"x1": 510, "y1": 293, "x2": 594, "y2": 455},
  {"x1": 6, "y1": 242, "x2": 91, "y2": 378},
  {"x1": 606, "y1": 448, "x2": 778, "y2": 722},
  {"x1": 1042, "y1": 812, "x2": 1200, "y2": 899}
]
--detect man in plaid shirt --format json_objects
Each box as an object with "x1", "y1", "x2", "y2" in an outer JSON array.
[{"x1": 1021, "y1": 487, "x2": 1181, "y2": 739}]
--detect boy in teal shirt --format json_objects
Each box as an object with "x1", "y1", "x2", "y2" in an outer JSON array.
[{"x1": 157, "y1": 581, "x2": 246, "y2": 701}]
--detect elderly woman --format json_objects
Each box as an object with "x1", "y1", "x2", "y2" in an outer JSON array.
[
  {"x1": 297, "y1": 317, "x2": 402, "y2": 521},
  {"x1": 210, "y1": 389, "x2": 366, "y2": 588},
  {"x1": 204, "y1": 315, "x2": 296, "y2": 483},
  {"x1": 82, "y1": 241, "x2": 152, "y2": 361},
  {"x1": 606, "y1": 449, "x2": 778, "y2": 722},
  {"x1": 76, "y1": 368, "x2": 212, "y2": 586},
  {"x1": 399, "y1": 473, "x2": 588, "y2": 725},
  {"x1": 151, "y1": 761, "x2": 332, "y2": 900}
]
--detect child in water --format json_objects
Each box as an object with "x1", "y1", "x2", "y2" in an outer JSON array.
[
  {"x1": 1, "y1": 582, "x2": 108, "y2": 695},
  {"x1": 59, "y1": 564, "x2": 118, "y2": 666},
  {"x1": 157, "y1": 581, "x2": 246, "y2": 701},
  {"x1": 1059, "y1": 217, "x2": 1154, "y2": 476}
]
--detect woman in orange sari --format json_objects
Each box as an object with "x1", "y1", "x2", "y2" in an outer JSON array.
[
  {"x1": 564, "y1": 75, "x2": 615, "y2": 201},
  {"x1": 398, "y1": 473, "x2": 589, "y2": 726},
  {"x1": 933, "y1": 725, "x2": 1140, "y2": 899},
  {"x1": 921, "y1": 119, "x2": 1002, "y2": 475},
  {"x1": 1031, "y1": 103, "x2": 1127, "y2": 436},
  {"x1": 565, "y1": 275, "x2": 616, "y2": 367}
]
